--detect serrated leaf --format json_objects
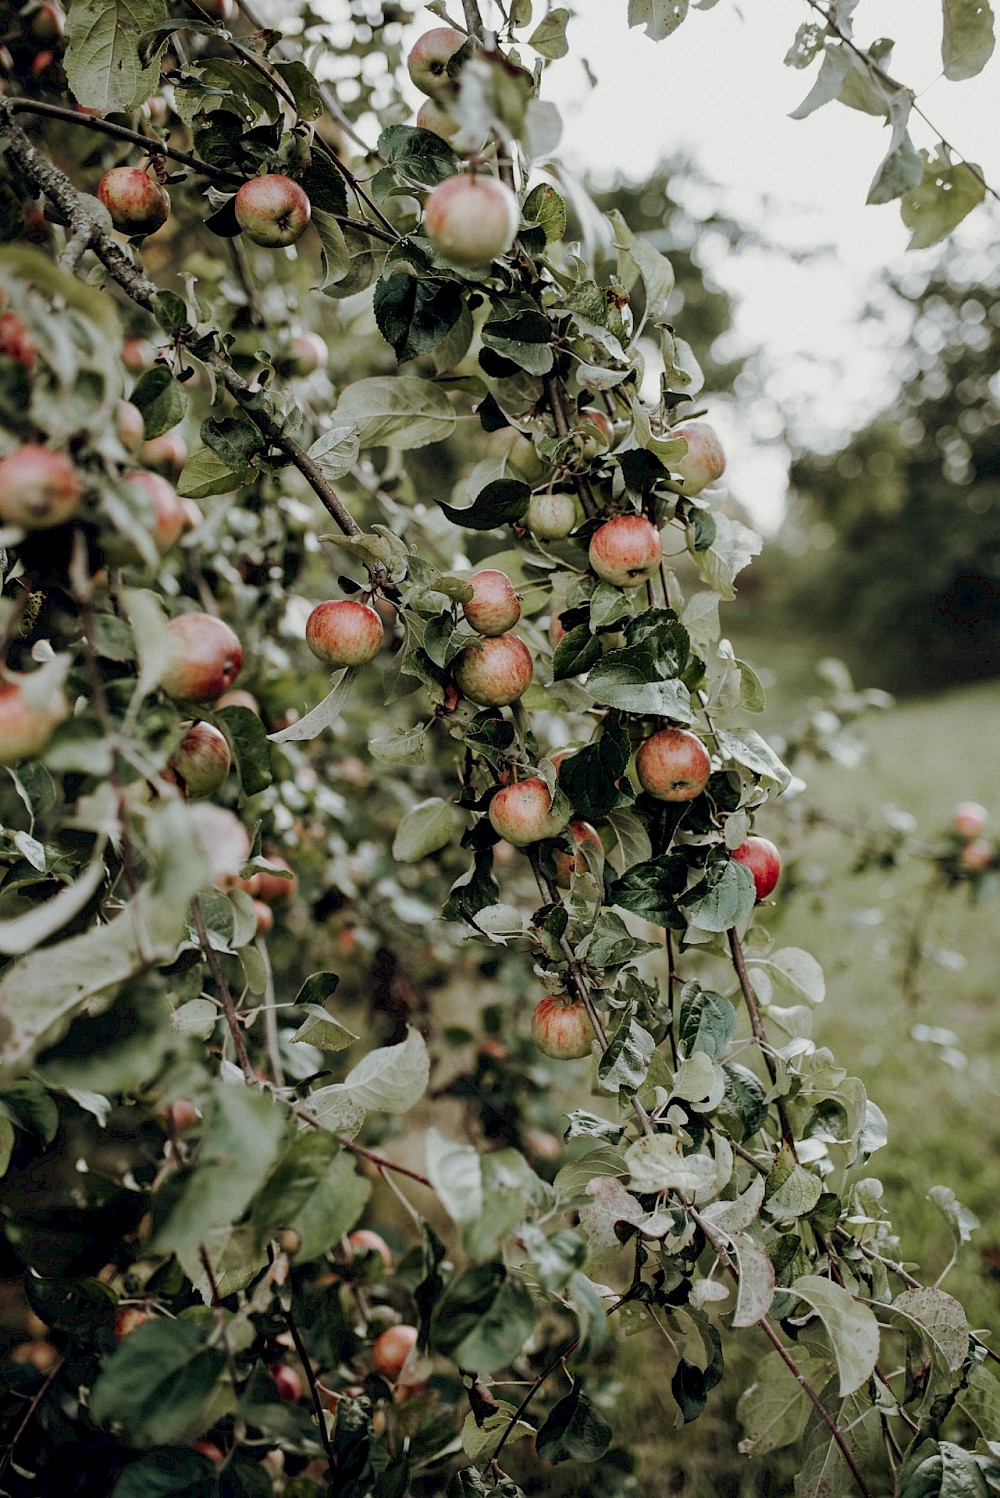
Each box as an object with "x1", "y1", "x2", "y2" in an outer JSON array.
[
  {"x1": 292, "y1": 1004, "x2": 357, "y2": 1052},
  {"x1": 791, "y1": 1275, "x2": 881, "y2": 1396},
  {"x1": 65, "y1": 0, "x2": 167, "y2": 113},
  {"x1": 337, "y1": 376, "x2": 457, "y2": 449},
  {"x1": 177, "y1": 446, "x2": 243, "y2": 500},
  {"x1": 307, "y1": 422, "x2": 360, "y2": 482},
  {"x1": 130, "y1": 365, "x2": 186, "y2": 438}
]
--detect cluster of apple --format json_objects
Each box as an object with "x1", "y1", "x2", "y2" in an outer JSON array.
[
  {"x1": 950, "y1": 800, "x2": 996, "y2": 875},
  {"x1": 96, "y1": 163, "x2": 313, "y2": 247}
]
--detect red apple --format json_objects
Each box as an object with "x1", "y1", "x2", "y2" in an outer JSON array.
[
  {"x1": 277, "y1": 332, "x2": 327, "y2": 377},
  {"x1": 0, "y1": 312, "x2": 37, "y2": 372},
  {"x1": 952, "y1": 801, "x2": 988, "y2": 839},
  {"x1": 122, "y1": 337, "x2": 155, "y2": 373},
  {"x1": 189, "y1": 803, "x2": 251, "y2": 887},
  {"x1": 192, "y1": 1441, "x2": 225, "y2": 1466},
  {"x1": 235, "y1": 175, "x2": 311, "y2": 248},
  {"x1": 577, "y1": 408, "x2": 613, "y2": 452},
  {"x1": 305, "y1": 599, "x2": 383, "y2": 667},
  {"x1": 668, "y1": 420, "x2": 726, "y2": 495},
  {"x1": 553, "y1": 820, "x2": 603, "y2": 887},
  {"x1": 636, "y1": 728, "x2": 711, "y2": 802},
  {"x1": 959, "y1": 838, "x2": 994, "y2": 872},
  {"x1": 531, "y1": 995, "x2": 597, "y2": 1060},
  {"x1": 163, "y1": 1098, "x2": 199, "y2": 1132},
  {"x1": 0, "y1": 444, "x2": 81, "y2": 530},
  {"x1": 140, "y1": 431, "x2": 188, "y2": 477},
  {"x1": 124, "y1": 470, "x2": 186, "y2": 554},
  {"x1": 527, "y1": 491, "x2": 576, "y2": 541},
  {"x1": 98, "y1": 167, "x2": 170, "y2": 237},
  {"x1": 239, "y1": 854, "x2": 297, "y2": 904},
  {"x1": 347, "y1": 1229, "x2": 393, "y2": 1271},
  {"x1": 169, "y1": 720, "x2": 231, "y2": 799},
  {"x1": 114, "y1": 1306, "x2": 153, "y2": 1341},
  {"x1": 10, "y1": 1339, "x2": 60, "y2": 1373},
  {"x1": 424, "y1": 174, "x2": 520, "y2": 269},
  {"x1": 462, "y1": 569, "x2": 521, "y2": 637},
  {"x1": 407, "y1": 27, "x2": 467, "y2": 100},
  {"x1": 489, "y1": 776, "x2": 569, "y2": 846},
  {"x1": 271, "y1": 1364, "x2": 303, "y2": 1403},
  {"x1": 253, "y1": 899, "x2": 274, "y2": 935},
  {"x1": 372, "y1": 1324, "x2": 418, "y2": 1380},
  {"x1": 416, "y1": 99, "x2": 461, "y2": 143},
  {"x1": 0, "y1": 673, "x2": 67, "y2": 764},
  {"x1": 454, "y1": 633, "x2": 533, "y2": 706},
  {"x1": 588, "y1": 514, "x2": 662, "y2": 588},
  {"x1": 115, "y1": 399, "x2": 145, "y2": 453},
  {"x1": 549, "y1": 612, "x2": 568, "y2": 648},
  {"x1": 160, "y1": 613, "x2": 243, "y2": 703},
  {"x1": 732, "y1": 836, "x2": 781, "y2": 901}
]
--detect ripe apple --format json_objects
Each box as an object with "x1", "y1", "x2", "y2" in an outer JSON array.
[
  {"x1": 115, "y1": 399, "x2": 145, "y2": 453},
  {"x1": 484, "y1": 426, "x2": 552, "y2": 485},
  {"x1": 276, "y1": 332, "x2": 327, "y2": 377},
  {"x1": 162, "y1": 1098, "x2": 199, "y2": 1132},
  {"x1": 636, "y1": 727, "x2": 711, "y2": 802},
  {"x1": 0, "y1": 673, "x2": 67, "y2": 765},
  {"x1": 140, "y1": 431, "x2": 188, "y2": 477},
  {"x1": 169, "y1": 720, "x2": 231, "y2": 799},
  {"x1": 424, "y1": 174, "x2": 520, "y2": 268},
  {"x1": 553, "y1": 820, "x2": 603, "y2": 887},
  {"x1": 192, "y1": 1441, "x2": 225, "y2": 1466},
  {"x1": 253, "y1": 899, "x2": 273, "y2": 935},
  {"x1": 217, "y1": 688, "x2": 260, "y2": 714},
  {"x1": 489, "y1": 776, "x2": 569, "y2": 846},
  {"x1": 959, "y1": 838, "x2": 994, "y2": 872},
  {"x1": 952, "y1": 801, "x2": 988, "y2": 839},
  {"x1": 549, "y1": 612, "x2": 568, "y2": 648},
  {"x1": 28, "y1": 1, "x2": 65, "y2": 41},
  {"x1": 372, "y1": 1324, "x2": 418, "y2": 1380},
  {"x1": 234, "y1": 175, "x2": 311, "y2": 248},
  {"x1": 114, "y1": 1306, "x2": 153, "y2": 1341},
  {"x1": 454, "y1": 633, "x2": 533, "y2": 706},
  {"x1": 531, "y1": 995, "x2": 597, "y2": 1060},
  {"x1": 98, "y1": 167, "x2": 170, "y2": 237},
  {"x1": 0, "y1": 312, "x2": 37, "y2": 372},
  {"x1": 416, "y1": 99, "x2": 461, "y2": 144},
  {"x1": 0, "y1": 444, "x2": 81, "y2": 530},
  {"x1": 271, "y1": 1364, "x2": 303, "y2": 1403},
  {"x1": 240, "y1": 854, "x2": 297, "y2": 904},
  {"x1": 124, "y1": 469, "x2": 186, "y2": 554},
  {"x1": 347, "y1": 1229, "x2": 393, "y2": 1271},
  {"x1": 588, "y1": 514, "x2": 662, "y2": 588},
  {"x1": 189, "y1": 803, "x2": 251, "y2": 886},
  {"x1": 732, "y1": 836, "x2": 781, "y2": 901},
  {"x1": 122, "y1": 337, "x2": 154, "y2": 373},
  {"x1": 305, "y1": 599, "x2": 383, "y2": 667},
  {"x1": 407, "y1": 27, "x2": 467, "y2": 100},
  {"x1": 527, "y1": 491, "x2": 576, "y2": 541},
  {"x1": 462, "y1": 569, "x2": 521, "y2": 637},
  {"x1": 160, "y1": 613, "x2": 243, "y2": 703},
  {"x1": 144, "y1": 94, "x2": 170, "y2": 127},
  {"x1": 668, "y1": 420, "x2": 726, "y2": 495}
]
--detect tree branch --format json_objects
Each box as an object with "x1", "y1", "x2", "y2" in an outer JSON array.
[
  {"x1": 192, "y1": 894, "x2": 256, "y2": 1084},
  {"x1": 727, "y1": 926, "x2": 798, "y2": 1157}
]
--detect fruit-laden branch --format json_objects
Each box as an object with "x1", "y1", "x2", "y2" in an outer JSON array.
[{"x1": 0, "y1": 107, "x2": 366, "y2": 548}]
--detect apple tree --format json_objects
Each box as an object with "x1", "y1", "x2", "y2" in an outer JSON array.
[{"x1": 0, "y1": 2, "x2": 998, "y2": 1496}]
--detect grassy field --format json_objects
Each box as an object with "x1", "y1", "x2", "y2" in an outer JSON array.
[{"x1": 535, "y1": 636, "x2": 1000, "y2": 1497}]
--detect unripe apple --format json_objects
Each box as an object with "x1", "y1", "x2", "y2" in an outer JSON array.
[
  {"x1": 952, "y1": 801, "x2": 988, "y2": 839},
  {"x1": 347, "y1": 1229, "x2": 393, "y2": 1271},
  {"x1": 276, "y1": 332, "x2": 327, "y2": 377},
  {"x1": 636, "y1": 728, "x2": 711, "y2": 802},
  {"x1": 0, "y1": 312, "x2": 37, "y2": 372},
  {"x1": 959, "y1": 838, "x2": 994, "y2": 872},
  {"x1": 527, "y1": 491, "x2": 577, "y2": 542},
  {"x1": 115, "y1": 399, "x2": 145, "y2": 453},
  {"x1": 454, "y1": 633, "x2": 533, "y2": 706},
  {"x1": 192, "y1": 1441, "x2": 225, "y2": 1466},
  {"x1": 189, "y1": 802, "x2": 251, "y2": 886},
  {"x1": 732, "y1": 836, "x2": 781, "y2": 901},
  {"x1": 407, "y1": 27, "x2": 466, "y2": 100},
  {"x1": 462, "y1": 569, "x2": 520, "y2": 637},
  {"x1": 98, "y1": 167, "x2": 170, "y2": 237},
  {"x1": 489, "y1": 776, "x2": 569, "y2": 846},
  {"x1": 416, "y1": 98, "x2": 461, "y2": 144},
  {"x1": 253, "y1": 898, "x2": 273, "y2": 935},
  {"x1": 169, "y1": 720, "x2": 231, "y2": 798},
  {"x1": 553, "y1": 820, "x2": 603, "y2": 887},
  {"x1": 484, "y1": 426, "x2": 551, "y2": 485},
  {"x1": 140, "y1": 431, "x2": 188, "y2": 477},
  {"x1": 0, "y1": 444, "x2": 81, "y2": 530},
  {"x1": 424, "y1": 174, "x2": 519, "y2": 269},
  {"x1": 124, "y1": 470, "x2": 186, "y2": 554},
  {"x1": 668, "y1": 420, "x2": 726, "y2": 495},
  {"x1": 122, "y1": 337, "x2": 155, "y2": 373},
  {"x1": 588, "y1": 514, "x2": 662, "y2": 588},
  {"x1": 305, "y1": 599, "x2": 383, "y2": 667},
  {"x1": 235, "y1": 175, "x2": 311, "y2": 248},
  {"x1": 372, "y1": 1324, "x2": 418, "y2": 1380},
  {"x1": 160, "y1": 613, "x2": 243, "y2": 703},
  {"x1": 531, "y1": 995, "x2": 597, "y2": 1060},
  {"x1": 271, "y1": 1364, "x2": 303, "y2": 1403},
  {"x1": 28, "y1": 2, "x2": 65, "y2": 42},
  {"x1": 0, "y1": 673, "x2": 67, "y2": 764},
  {"x1": 114, "y1": 1306, "x2": 153, "y2": 1341}
]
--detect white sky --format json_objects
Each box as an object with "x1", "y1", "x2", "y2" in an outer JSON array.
[{"x1": 409, "y1": 1, "x2": 1000, "y2": 528}]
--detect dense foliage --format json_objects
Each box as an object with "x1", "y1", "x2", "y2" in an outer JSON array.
[{"x1": 0, "y1": 3, "x2": 997, "y2": 1497}]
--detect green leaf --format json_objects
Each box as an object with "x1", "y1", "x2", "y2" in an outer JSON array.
[
  {"x1": 867, "y1": 108, "x2": 923, "y2": 205},
  {"x1": 253, "y1": 1132, "x2": 370, "y2": 1262},
  {"x1": 765, "y1": 1145, "x2": 824, "y2": 1220},
  {"x1": 586, "y1": 649, "x2": 693, "y2": 719},
  {"x1": 374, "y1": 266, "x2": 464, "y2": 363},
  {"x1": 392, "y1": 797, "x2": 455, "y2": 862},
  {"x1": 368, "y1": 724, "x2": 428, "y2": 767},
  {"x1": 308, "y1": 1027, "x2": 429, "y2": 1122},
  {"x1": 301, "y1": 151, "x2": 349, "y2": 215},
  {"x1": 111, "y1": 1449, "x2": 219, "y2": 1497},
  {"x1": 790, "y1": 1274, "x2": 881, "y2": 1397},
  {"x1": 337, "y1": 376, "x2": 457, "y2": 449},
  {"x1": 611, "y1": 852, "x2": 687, "y2": 922},
  {"x1": 627, "y1": 0, "x2": 689, "y2": 41},
  {"x1": 439, "y1": 478, "x2": 531, "y2": 531},
  {"x1": 901, "y1": 148, "x2": 987, "y2": 249},
  {"x1": 292, "y1": 1003, "x2": 357, "y2": 1053},
  {"x1": 522, "y1": 183, "x2": 567, "y2": 242},
  {"x1": 896, "y1": 1438, "x2": 1000, "y2": 1498},
  {"x1": 425, "y1": 1127, "x2": 484, "y2": 1225},
  {"x1": 597, "y1": 1017, "x2": 655, "y2": 1098},
  {"x1": 956, "y1": 1365, "x2": 1000, "y2": 1442},
  {"x1": 678, "y1": 983, "x2": 736, "y2": 1060},
  {"x1": 890, "y1": 1286, "x2": 970, "y2": 1374},
  {"x1": 268, "y1": 669, "x2": 356, "y2": 745},
  {"x1": 690, "y1": 511, "x2": 762, "y2": 599},
  {"x1": 685, "y1": 859, "x2": 756, "y2": 933},
  {"x1": 528, "y1": 6, "x2": 571, "y2": 57},
  {"x1": 215, "y1": 704, "x2": 272, "y2": 797},
  {"x1": 65, "y1": 0, "x2": 167, "y2": 113},
  {"x1": 535, "y1": 1380, "x2": 613, "y2": 1463},
  {"x1": 737, "y1": 1348, "x2": 828, "y2": 1457},
  {"x1": 375, "y1": 125, "x2": 460, "y2": 190},
  {"x1": 90, "y1": 1319, "x2": 227, "y2": 1446},
  {"x1": 130, "y1": 366, "x2": 186, "y2": 438},
  {"x1": 311, "y1": 208, "x2": 351, "y2": 291},
  {"x1": 450, "y1": 1272, "x2": 535, "y2": 1372},
  {"x1": 274, "y1": 58, "x2": 323, "y2": 119},
  {"x1": 717, "y1": 728, "x2": 793, "y2": 791},
  {"x1": 942, "y1": 0, "x2": 995, "y2": 79},
  {"x1": 177, "y1": 446, "x2": 243, "y2": 500}
]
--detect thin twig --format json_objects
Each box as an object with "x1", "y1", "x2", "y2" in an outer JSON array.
[
  {"x1": 284, "y1": 1302, "x2": 336, "y2": 1469},
  {"x1": 0, "y1": 1355, "x2": 65, "y2": 1480},
  {"x1": 727, "y1": 927, "x2": 798, "y2": 1157},
  {"x1": 192, "y1": 894, "x2": 256, "y2": 1083},
  {"x1": 543, "y1": 371, "x2": 598, "y2": 519}
]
